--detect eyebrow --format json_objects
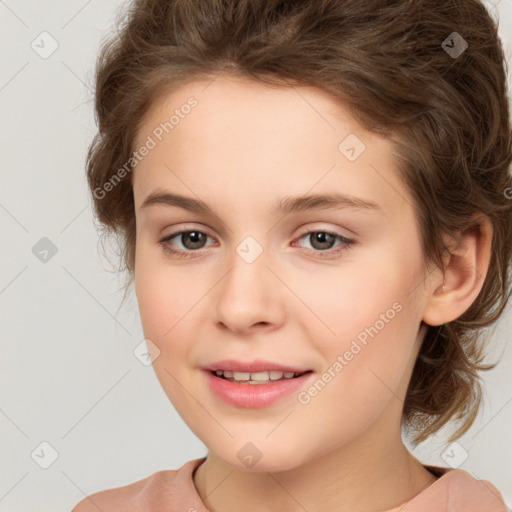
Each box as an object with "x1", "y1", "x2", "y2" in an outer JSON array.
[{"x1": 140, "y1": 190, "x2": 381, "y2": 217}]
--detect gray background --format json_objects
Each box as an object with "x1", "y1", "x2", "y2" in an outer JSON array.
[{"x1": 1, "y1": 1, "x2": 511, "y2": 510}]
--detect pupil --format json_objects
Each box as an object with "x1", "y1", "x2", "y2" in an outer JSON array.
[
  {"x1": 184, "y1": 231, "x2": 204, "y2": 249},
  {"x1": 311, "y1": 232, "x2": 334, "y2": 250}
]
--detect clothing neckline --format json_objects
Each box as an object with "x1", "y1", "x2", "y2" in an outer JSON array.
[{"x1": 182, "y1": 457, "x2": 456, "y2": 512}]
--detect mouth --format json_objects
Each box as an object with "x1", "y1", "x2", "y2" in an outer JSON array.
[
  {"x1": 204, "y1": 368, "x2": 315, "y2": 408},
  {"x1": 210, "y1": 369, "x2": 313, "y2": 385}
]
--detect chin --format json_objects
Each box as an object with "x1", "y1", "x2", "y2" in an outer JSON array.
[{"x1": 209, "y1": 439, "x2": 314, "y2": 474}]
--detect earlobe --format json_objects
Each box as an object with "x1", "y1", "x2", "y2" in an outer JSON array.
[{"x1": 422, "y1": 215, "x2": 493, "y2": 326}]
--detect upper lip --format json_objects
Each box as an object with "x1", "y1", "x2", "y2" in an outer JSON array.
[{"x1": 202, "y1": 359, "x2": 312, "y2": 373}]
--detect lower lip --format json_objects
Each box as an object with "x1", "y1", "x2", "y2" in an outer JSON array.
[{"x1": 204, "y1": 370, "x2": 314, "y2": 408}]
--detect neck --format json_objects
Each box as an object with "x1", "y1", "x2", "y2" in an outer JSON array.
[{"x1": 193, "y1": 428, "x2": 436, "y2": 512}]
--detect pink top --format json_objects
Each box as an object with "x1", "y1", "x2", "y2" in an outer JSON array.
[{"x1": 72, "y1": 457, "x2": 508, "y2": 511}]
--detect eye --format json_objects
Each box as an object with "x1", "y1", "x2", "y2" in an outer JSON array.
[
  {"x1": 159, "y1": 229, "x2": 214, "y2": 259},
  {"x1": 158, "y1": 227, "x2": 355, "y2": 260},
  {"x1": 293, "y1": 229, "x2": 355, "y2": 259}
]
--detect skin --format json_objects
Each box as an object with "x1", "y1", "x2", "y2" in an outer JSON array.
[{"x1": 131, "y1": 74, "x2": 492, "y2": 512}]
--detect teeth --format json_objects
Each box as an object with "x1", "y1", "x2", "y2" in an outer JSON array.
[
  {"x1": 250, "y1": 371, "x2": 273, "y2": 381},
  {"x1": 214, "y1": 370, "x2": 304, "y2": 381},
  {"x1": 233, "y1": 371, "x2": 251, "y2": 381}
]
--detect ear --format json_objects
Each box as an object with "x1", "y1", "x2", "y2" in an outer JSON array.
[{"x1": 422, "y1": 214, "x2": 493, "y2": 326}]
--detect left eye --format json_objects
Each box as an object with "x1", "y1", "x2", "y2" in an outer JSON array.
[
  {"x1": 294, "y1": 231, "x2": 352, "y2": 252},
  {"x1": 159, "y1": 229, "x2": 354, "y2": 259}
]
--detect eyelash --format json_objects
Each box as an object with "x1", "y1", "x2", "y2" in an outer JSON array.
[{"x1": 158, "y1": 228, "x2": 355, "y2": 260}]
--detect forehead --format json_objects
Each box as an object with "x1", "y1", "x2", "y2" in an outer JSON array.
[
  {"x1": 132, "y1": 75, "x2": 409, "y2": 217},
  {"x1": 135, "y1": 74, "x2": 360, "y2": 146}
]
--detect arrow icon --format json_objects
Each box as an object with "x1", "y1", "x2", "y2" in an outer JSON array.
[
  {"x1": 31, "y1": 441, "x2": 59, "y2": 469},
  {"x1": 31, "y1": 31, "x2": 59, "y2": 60},
  {"x1": 338, "y1": 133, "x2": 365, "y2": 161},
  {"x1": 236, "y1": 236, "x2": 263, "y2": 263},
  {"x1": 237, "y1": 441, "x2": 262, "y2": 467},
  {"x1": 441, "y1": 32, "x2": 467, "y2": 59},
  {"x1": 32, "y1": 237, "x2": 58, "y2": 263}
]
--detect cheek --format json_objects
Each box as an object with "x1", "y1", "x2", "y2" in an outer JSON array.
[
  {"x1": 134, "y1": 244, "x2": 191, "y2": 349},
  {"x1": 292, "y1": 301, "x2": 419, "y2": 455},
  {"x1": 295, "y1": 246, "x2": 420, "y2": 352},
  {"x1": 299, "y1": 241, "x2": 423, "y2": 401},
  {"x1": 134, "y1": 256, "x2": 199, "y2": 410}
]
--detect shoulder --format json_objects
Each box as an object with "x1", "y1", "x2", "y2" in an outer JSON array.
[
  {"x1": 71, "y1": 457, "x2": 207, "y2": 512},
  {"x1": 70, "y1": 469, "x2": 181, "y2": 512},
  {"x1": 418, "y1": 466, "x2": 508, "y2": 512}
]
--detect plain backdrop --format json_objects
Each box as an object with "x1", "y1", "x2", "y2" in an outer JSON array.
[{"x1": 1, "y1": 1, "x2": 511, "y2": 510}]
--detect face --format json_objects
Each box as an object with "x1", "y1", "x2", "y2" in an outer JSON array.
[{"x1": 132, "y1": 75, "x2": 431, "y2": 472}]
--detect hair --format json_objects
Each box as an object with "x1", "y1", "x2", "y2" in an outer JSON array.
[{"x1": 86, "y1": 0, "x2": 512, "y2": 443}]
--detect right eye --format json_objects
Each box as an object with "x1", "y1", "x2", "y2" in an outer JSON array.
[{"x1": 159, "y1": 229, "x2": 215, "y2": 259}]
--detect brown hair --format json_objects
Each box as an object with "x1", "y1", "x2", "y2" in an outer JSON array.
[{"x1": 87, "y1": 0, "x2": 512, "y2": 442}]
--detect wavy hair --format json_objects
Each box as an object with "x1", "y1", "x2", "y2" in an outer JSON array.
[{"x1": 86, "y1": 0, "x2": 512, "y2": 442}]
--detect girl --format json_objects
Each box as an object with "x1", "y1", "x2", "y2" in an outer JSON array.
[{"x1": 74, "y1": 0, "x2": 511, "y2": 510}]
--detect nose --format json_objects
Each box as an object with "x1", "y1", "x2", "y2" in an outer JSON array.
[{"x1": 214, "y1": 244, "x2": 285, "y2": 335}]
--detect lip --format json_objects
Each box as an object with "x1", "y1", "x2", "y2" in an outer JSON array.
[
  {"x1": 202, "y1": 358, "x2": 311, "y2": 373},
  {"x1": 204, "y1": 369, "x2": 315, "y2": 408}
]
